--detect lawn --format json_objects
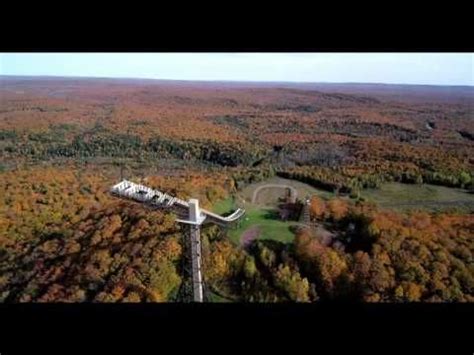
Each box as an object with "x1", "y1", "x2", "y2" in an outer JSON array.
[
  {"x1": 227, "y1": 206, "x2": 298, "y2": 245},
  {"x1": 211, "y1": 178, "x2": 474, "y2": 247},
  {"x1": 239, "y1": 176, "x2": 334, "y2": 203},
  {"x1": 211, "y1": 177, "x2": 336, "y2": 246},
  {"x1": 211, "y1": 196, "x2": 237, "y2": 215},
  {"x1": 212, "y1": 197, "x2": 298, "y2": 245},
  {"x1": 362, "y1": 182, "x2": 474, "y2": 212}
]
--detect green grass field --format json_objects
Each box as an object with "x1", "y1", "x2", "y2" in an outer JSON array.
[
  {"x1": 212, "y1": 179, "x2": 474, "y2": 246},
  {"x1": 210, "y1": 176, "x2": 330, "y2": 246},
  {"x1": 362, "y1": 182, "x2": 474, "y2": 212},
  {"x1": 212, "y1": 195, "x2": 299, "y2": 245},
  {"x1": 212, "y1": 196, "x2": 237, "y2": 215},
  {"x1": 228, "y1": 206, "x2": 298, "y2": 245}
]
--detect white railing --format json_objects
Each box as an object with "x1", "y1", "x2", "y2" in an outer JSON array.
[
  {"x1": 110, "y1": 179, "x2": 245, "y2": 225},
  {"x1": 110, "y1": 180, "x2": 189, "y2": 208}
]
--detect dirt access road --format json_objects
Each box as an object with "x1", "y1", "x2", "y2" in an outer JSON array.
[{"x1": 252, "y1": 184, "x2": 298, "y2": 204}]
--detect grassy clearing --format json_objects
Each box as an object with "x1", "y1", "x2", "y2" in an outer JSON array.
[
  {"x1": 226, "y1": 206, "x2": 298, "y2": 245},
  {"x1": 212, "y1": 196, "x2": 298, "y2": 245},
  {"x1": 211, "y1": 196, "x2": 236, "y2": 215},
  {"x1": 212, "y1": 178, "x2": 474, "y2": 247},
  {"x1": 239, "y1": 176, "x2": 334, "y2": 203},
  {"x1": 253, "y1": 186, "x2": 291, "y2": 205},
  {"x1": 211, "y1": 177, "x2": 335, "y2": 246},
  {"x1": 362, "y1": 182, "x2": 474, "y2": 212}
]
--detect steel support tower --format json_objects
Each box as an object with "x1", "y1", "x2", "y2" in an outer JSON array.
[{"x1": 110, "y1": 180, "x2": 245, "y2": 302}]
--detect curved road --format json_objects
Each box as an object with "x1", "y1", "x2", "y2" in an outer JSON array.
[{"x1": 252, "y1": 184, "x2": 298, "y2": 204}]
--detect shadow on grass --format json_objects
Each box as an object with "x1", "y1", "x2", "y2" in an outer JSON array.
[{"x1": 261, "y1": 209, "x2": 280, "y2": 220}]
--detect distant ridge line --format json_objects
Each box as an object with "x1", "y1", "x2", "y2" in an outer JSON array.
[{"x1": 1, "y1": 75, "x2": 473, "y2": 89}]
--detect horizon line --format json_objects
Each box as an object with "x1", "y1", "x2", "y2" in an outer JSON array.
[{"x1": 1, "y1": 74, "x2": 473, "y2": 88}]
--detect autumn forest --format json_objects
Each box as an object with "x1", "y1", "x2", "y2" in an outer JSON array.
[{"x1": 0, "y1": 76, "x2": 473, "y2": 302}]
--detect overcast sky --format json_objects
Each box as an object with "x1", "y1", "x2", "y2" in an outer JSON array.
[{"x1": 0, "y1": 53, "x2": 472, "y2": 86}]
